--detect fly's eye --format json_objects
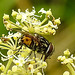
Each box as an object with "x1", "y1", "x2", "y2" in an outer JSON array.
[{"x1": 22, "y1": 36, "x2": 32, "y2": 46}]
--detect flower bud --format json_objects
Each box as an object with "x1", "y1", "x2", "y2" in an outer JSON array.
[
  {"x1": 28, "y1": 64, "x2": 33, "y2": 70},
  {"x1": 54, "y1": 18, "x2": 61, "y2": 25},
  {"x1": 7, "y1": 50, "x2": 13, "y2": 56},
  {"x1": 64, "y1": 49, "x2": 70, "y2": 56},
  {"x1": 61, "y1": 56, "x2": 66, "y2": 61},
  {"x1": 63, "y1": 71, "x2": 70, "y2": 75},
  {"x1": 12, "y1": 10, "x2": 17, "y2": 17},
  {"x1": 12, "y1": 65, "x2": 18, "y2": 72},
  {"x1": 57, "y1": 56, "x2": 62, "y2": 61},
  {"x1": 3, "y1": 14, "x2": 9, "y2": 20},
  {"x1": 46, "y1": 9, "x2": 52, "y2": 18},
  {"x1": 37, "y1": 72, "x2": 42, "y2": 75},
  {"x1": 1, "y1": 73, "x2": 5, "y2": 75},
  {"x1": 0, "y1": 65, "x2": 5, "y2": 71},
  {"x1": 42, "y1": 62, "x2": 47, "y2": 68},
  {"x1": 7, "y1": 70, "x2": 12, "y2": 74},
  {"x1": 16, "y1": 14, "x2": 22, "y2": 20},
  {"x1": 48, "y1": 21, "x2": 53, "y2": 26}
]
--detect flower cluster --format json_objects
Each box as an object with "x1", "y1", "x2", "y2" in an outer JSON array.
[
  {"x1": 57, "y1": 49, "x2": 75, "y2": 75},
  {"x1": 3, "y1": 7, "x2": 61, "y2": 35},
  {"x1": 0, "y1": 55, "x2": 47, "y2": 75},
  {"x1": 0, "y1": 7, "x2": 61, "y2": 75},
  {"x1": 0, "y1": 32, "x2": 47, "y2": 75}
]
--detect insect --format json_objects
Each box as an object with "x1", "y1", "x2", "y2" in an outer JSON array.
[{"x1": 19, "y1": 32, "x2": 54, "y2": 61}]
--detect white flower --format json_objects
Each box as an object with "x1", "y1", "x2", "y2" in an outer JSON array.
[
  {"x1": 46, "y1": 9, "x2": 52, "y2": 17},
  {"x1": 42, "y1": 62, "x2": 47, "y2": 68},
  {"x1": 62, "y1": 58, "x2": 73, "y2": 64},
  {"x1": 71, "y1": 54, "x2": 75, "y2": 60},
  {"x1": 61, "y1": 56, "x2": 66, "y2": 61},
  {"x1": 63, "y1": 71, "x2": 70, "y2": 75},
  {"x1": 12, "y1": 10, "x2": 18, "y2": 17},
  {"x1": 28, "y1": 64, "x2": 33, "y2": 70},
  {"x1": 20, "y1": 7, "x2": 36, "y2": 22},
  {"x1": 57, "y1": 56, "x2": 63, "y2": 61},
  {"x1": 37, "y1": 72, "x2": 42, "y2": 75},
  {"x1": 20, "y1": 12, "x2": 27, "y2": 22},
  {"x1": 0, "y1": 64, "x2": 5, "y2": 71},
  {"x1": 7, "y1": 50, "x2": 14, "y2": 56},
  {"x1": 13, "y1": 32, "x2": 21, "y2": 38},
  {"x1": 5, "y1": 32, "x2": 13, "y2": 38},
  {"x1": 64, "y1": 49, "x2": 70, "y2": 56},
  {"x1": 13, "y1": 55, "x2": 25, "y2": 66},
  {"x1": 54, "y1": 18, "x2": 61, "y2": 25},
  {"x1": 16, "y1": 21, "x2": 20, "y2": 25},
  {"x1": 12, "y1": 65, "x2": 18, "y2": 72},
  {"x1": 3, "y1": 14, "x2": 9, "y2": 20},
  {"x1": 38, "y1": 8, "x2": 46, "y2": 14},
  {"x1": 16, "y1": 14, "x2": 22, "y2": 20}
]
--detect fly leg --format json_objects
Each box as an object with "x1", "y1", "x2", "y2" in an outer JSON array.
[
  {"x1": 33, "y1": 43, "x2": 37, "y2": 59},
  {"x1": 25, "y1": 51, "x2": 32, "y2": 60}
]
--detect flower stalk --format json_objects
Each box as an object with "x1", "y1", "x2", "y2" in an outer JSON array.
[
  {"x1": 66, "y1": 63, "x2": 75, "y2": 75},
  {"x1": 4, "y1": 57, "x2": 13, "y2": 74},
  {"x1": 57, "y1": 49, "x2": 75, "y2": 75}
]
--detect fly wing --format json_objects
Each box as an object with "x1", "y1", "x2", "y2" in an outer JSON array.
[{"x1": 44, "y1": 42, "x2": 54, "y2": 61}]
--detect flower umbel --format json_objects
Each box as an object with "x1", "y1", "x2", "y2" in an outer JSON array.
[
  {"x1": 3, "y1": 7, "x2": 61, "y2": 35},
  {"x1": 57, "y1": 49, "x2": 75, "y2": 75},
  {"x1": 0, "y1": 7, "x2": 61, "y2": 75},
  {"x1": 0, "y1": 32, "x2": 47, "y2": 75}
]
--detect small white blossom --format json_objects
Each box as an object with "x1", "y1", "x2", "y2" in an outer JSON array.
[
  {"x1": 61, "y1": 56, "x2": 66, "y2": 61},
  {"x1": 37, "y1": 72, "x2": 42, "y2": 75},
  {"x1": 54, "y1": 18, "x2": 61, "y2": 25},
  {"x1": 0, "y1": 64, "x2": 5, "y2": 71},
  {"x1": 28, "y1": 64, "x2": 33, "y2": 70},
  {"x1": 42, "y1": 62, "x2": 47, "y2": 68},
  {"x1": 5, "y1": 32, "x2": 13, "y2": 38},
  {"x1": 46, "y1": 9, "x2": 52, "y2": 17},
  {"x1": 12, "y1": 10, "x2": 18, "y2": 17},
  {"x1": 63, "y1": 71, "x2": 70, "y2": 75},
  {"x1": 64, "y1": 49, "x2": 70, "y2": 56},
  {"x1": 13, "y1": 55, "x2": 25, "y2": 66},
  {"x1": 38, "y1": 8, "x2": 46, "y2": 14},
  {"x1": 71, "y1": 54, "x2": 75, "y2": 60},
  {"x1": 16, "y1": 14, "x2": 22, "y2": 20},
  {"x1": 13, "y1": 32, "x2": 21, "y2": 38},
  {"x1": 12, "y1": 65, "x2": 18, "y2": 72},
  {"x1": 62, "y1": 58, "x2": 73, "y2": 64},
  {"x1": 7, "y1": 50, "x2": 14, "y2": 56},
  {"x1": 57, "y1": 56, "x2": 63, "y2": 61},
  {"x1": 3, "y1": 14, "x2": 9, "y2": 20}
]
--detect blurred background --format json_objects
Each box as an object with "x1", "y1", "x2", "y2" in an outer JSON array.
[{"x1": 0, "y1": 0, "x2": 75, "y2": 75}]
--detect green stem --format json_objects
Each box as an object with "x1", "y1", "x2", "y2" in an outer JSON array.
[
  {"x1": 39, "y1": 17, "x2": 48, "y2": 26},
  {"x1": 19, "y1": 21, "x2": 25, "y2": 27},
  {"x1": 34, "y1": 65, "x2": 43, "y2": 72},
  {"x1": 0, "y1": 46, "x2": 11, "y2": 50},
  {"x1": 23, "y1": 21, "x2": 29, "y2": 27},
  {"x1": 8, "y1": 20, "x2": 22, "y2": 29},
  {"x1": 0, "y1": 43, "x2": 12, "y2": 48},
  {"x1": 66, "y1": 63, "x2": 75, "y2": 75},
  {"x1": 4, "y1": 57, "x2": 13, "y2": 74}
]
